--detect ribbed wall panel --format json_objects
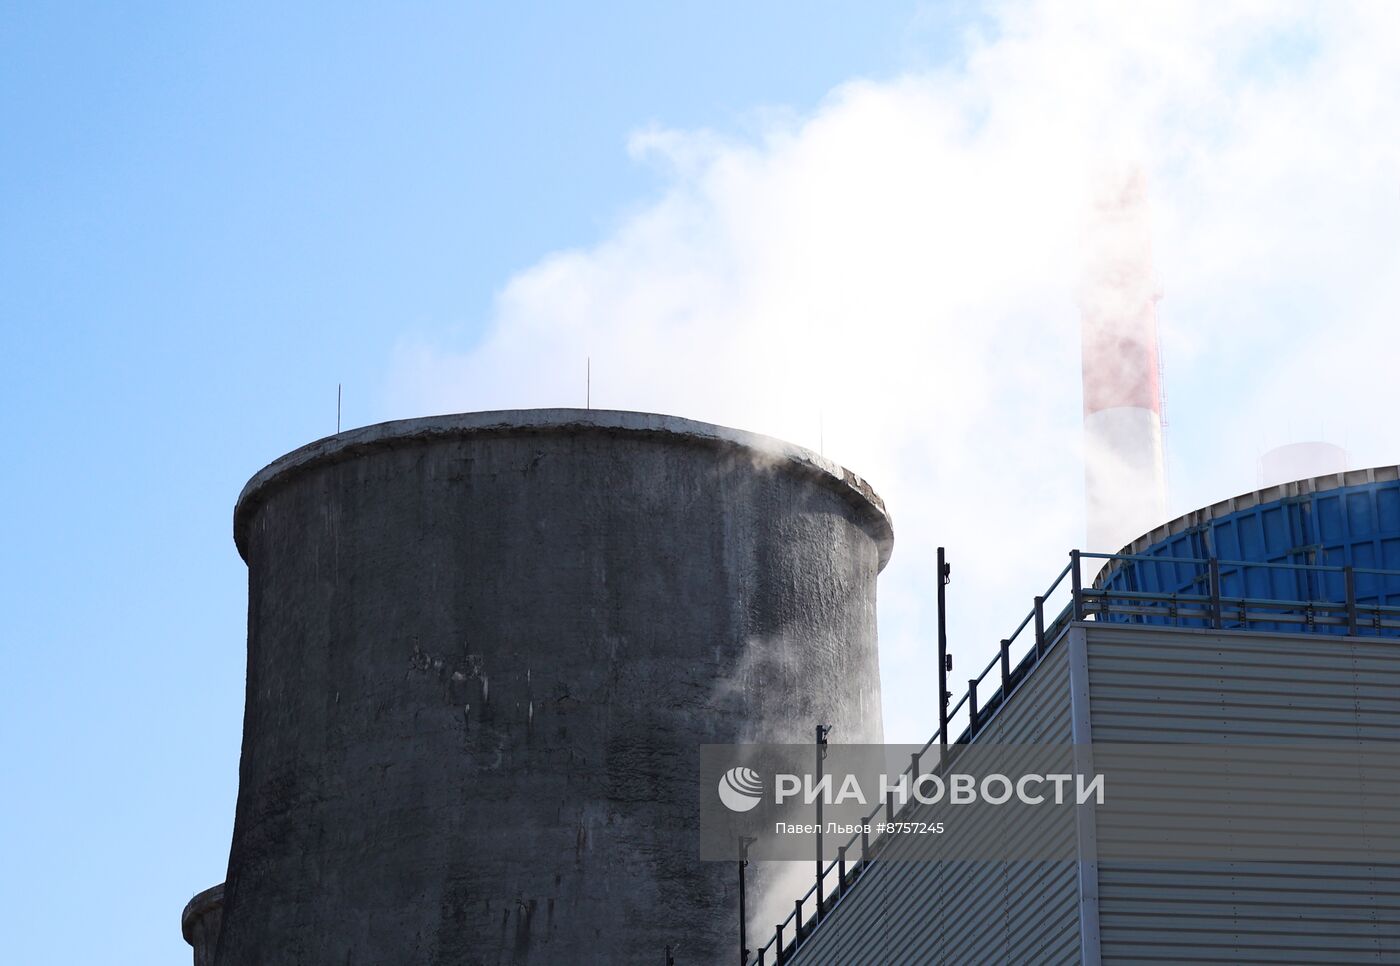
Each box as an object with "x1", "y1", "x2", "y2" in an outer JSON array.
[
  {"x1": 1087, "y1": 623, "x2": 1400, "y2": 963},
  {"x1": 790, "y1": 644, "x2": 1079, "y2": 965},
  {"x1": 787, "y1": 622, "x2": 1400, "y2": 963}
]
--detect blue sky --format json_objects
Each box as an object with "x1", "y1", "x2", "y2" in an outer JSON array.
[
  {"x1": 6, "y1": 3, "x2": 1400, "y2": 963},
  {"x1": 0, "y1": 4, "x2": 952, "y2": 963}
]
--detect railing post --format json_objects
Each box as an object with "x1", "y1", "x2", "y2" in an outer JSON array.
[
  {"x1": 837, "y1": 845, "x2": 848, "y2": 897},
  {"x1": 1345, "y1": 565, "x2": 1358, "y2": 635},
  {"x1": 999, "y1": 638, "x2": 1011, "y2": 696},
  {"x1": 1070, "y1": 550, "x2": 1084, "y2": 620},
  {"x1": 885, "y1": 789, "x2": 895, "y2": 826},
  {"x1": 967, "y1": 678, "x2": 979, "y2": 737},
  {"x1": 774, "y1": 924, "x2": 784, "y2": 965},
  {"x1": 1034, "y1": 596, "x2": 1046, "y2": 658},
  {"x1": 937, "y1": 547, "x2": 951, "y2": 753},
  {"x1": 793, "y1": 899, "x2": 803, "y2": 941},
  {"x1": 756, "y1": 946, "x2": 765, "y2": 966},
  {"x1": 861, "y1": 826, "x2": 870, "y2": 869},
  {"x1": 1208, "y1": 556, "x2": 1222, "y2": 629},
  {"x1": 738, "y1": 836, "x2": 753, "y2": 966}
]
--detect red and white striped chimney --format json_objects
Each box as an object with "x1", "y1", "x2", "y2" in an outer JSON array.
[{"x1": 1080, "y1": 166, "x2": 1168, "y2": 552}]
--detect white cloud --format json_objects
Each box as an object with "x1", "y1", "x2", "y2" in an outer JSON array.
[{"x1": 388, "y1": 0, "x2": 1400, "y2": 744}]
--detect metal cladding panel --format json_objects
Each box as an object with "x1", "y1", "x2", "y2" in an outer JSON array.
[
  {"x1": 1086, "y1": 622, "x2": 1400, "y2": 963},
  {"x1": 790, "y1": 644, "x2": 1080, "y2": 966},
  {"x1": 1100, "y1": 474, "x2": 1400, "y2": 636}
]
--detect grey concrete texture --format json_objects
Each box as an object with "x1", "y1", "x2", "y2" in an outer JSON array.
[
  {"x1": 182, "y1": 884, "x2": 224, "y2": 966},
  {"x1": 213, "y1": 410, "x2": 892, "y2": 965}
]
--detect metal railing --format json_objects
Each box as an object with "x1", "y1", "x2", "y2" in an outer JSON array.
[
  {"x1": 1087, "y1": 551, "x2": 1400, "y2": 635},
  {"x1": 742, "y1": 549, "x2": 1400, "y2": 966}
]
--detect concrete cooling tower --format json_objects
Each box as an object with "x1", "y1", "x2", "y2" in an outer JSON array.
[{"x1": 188, "y1": 409, "x2": 893, "y2": 965}]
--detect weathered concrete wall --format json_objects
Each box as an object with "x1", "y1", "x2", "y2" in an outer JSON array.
[
  {"x1": 182, "y1": 884, "x2": 224, "y2": 966},
  {"x1": 214, "y1": 409, "x2": 891, "y2": 966}
]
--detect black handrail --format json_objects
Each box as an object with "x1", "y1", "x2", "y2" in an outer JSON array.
[{"x1": 743, "y1": 549, "x2": 1400, "y2": 966}]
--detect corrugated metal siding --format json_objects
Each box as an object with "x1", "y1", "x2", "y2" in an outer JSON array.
[
  {"x1": 1086, "y1": 623, "x2": 1400, "y2": 963},
  {"x1": 791, "y1": 643, "x2": 1079, "y2": 965}
]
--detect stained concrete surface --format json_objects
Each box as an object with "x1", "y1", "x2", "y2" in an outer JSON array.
[{"x1": 210, "y1": 410, "x2": 891, "y2": 965}]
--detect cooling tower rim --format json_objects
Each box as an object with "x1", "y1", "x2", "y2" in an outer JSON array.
[
  {"x1": 1112, "y1": 463, "x2": 1400, "y2": 560},
  {"x1": 181, "y1": 882, "x2": 224, "y2": 945},
  {"x1": 234, "y1": 408, "x2": 893, "y2": 569}
]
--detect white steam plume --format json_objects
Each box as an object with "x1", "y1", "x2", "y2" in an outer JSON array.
[{"x1": 388, "y1": 0, "x2": 1400, "y2": 751}]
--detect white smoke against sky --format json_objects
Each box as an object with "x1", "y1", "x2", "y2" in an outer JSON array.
[{"x1": 388, "y1": 0, "x2": 1400, "y2": 744}]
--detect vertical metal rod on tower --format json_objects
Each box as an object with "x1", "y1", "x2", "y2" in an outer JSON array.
[
  {"x1": 738, "y1": 836, "x2": 753, "y2": 966},
  {"x1": 1033, "y1": 596, "x2": 1046, "y2": 658},
  {"x1": 586, "y1": 357, "x2": 591, "y2": 409},
  {"x1": 936, "y1": 548, "x2": 950, "y2": 748},
  {"x1": 1070, "y1": 550, "x2": 1083, "y2": 620},
  {"x1": 999, "y1": 639, "x2": 1011, "y2": 696},
  {"x1": 337, "y1": 384, "x2": 341, "y2": 434},
  {"x1": 1208, "y1": 557, "x2": 1223, "y2": 629},
  {"x1": 1345, "y1": 565, "x2": 1359, "y2": 635}
]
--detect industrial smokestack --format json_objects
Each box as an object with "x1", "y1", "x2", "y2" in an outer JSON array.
[{"x1": 1080, "y1": 166, "x2": 1168, "y2": 552}]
